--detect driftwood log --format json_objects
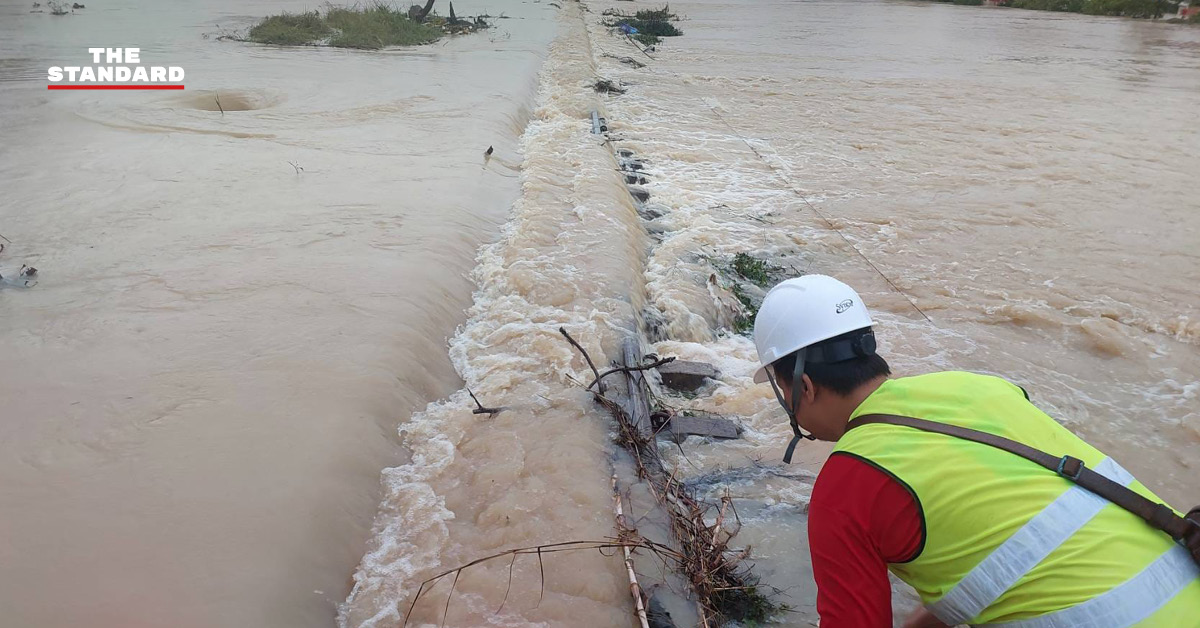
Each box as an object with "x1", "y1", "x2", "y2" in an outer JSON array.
[{"x1": 622, "y1": 337, "x2": 655, "y2": 440}]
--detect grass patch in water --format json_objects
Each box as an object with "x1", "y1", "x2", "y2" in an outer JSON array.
[
  {"x1": 712, "y1": 583, "x2": 793, "y2": 626},
  {"x1": 247, "y1": 3, "x2": 444, "y2": 49},
  {"x1": 731, "y1": 252, "x2": 775, "y2": 288},
  {"x1": 732, "y1": 283, "x2": 759, "y2": 335},
  {"x1": 723, "y1": 252, "x2": 788, "y2": 335},
  {"x1": 326, "y1": 5, "x2": 442, "y2": 48},
  {"x1": 248, "y1": 12, "x2": 332, "y2": 46}
]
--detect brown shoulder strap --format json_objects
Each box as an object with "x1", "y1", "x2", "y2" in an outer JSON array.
[{"x1": 847, "y1": 413, "x2": 1196, "y2": 543}]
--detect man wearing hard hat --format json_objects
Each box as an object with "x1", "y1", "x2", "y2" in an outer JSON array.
[{"x1": 752, "y1": 275, "x2": 1200, "y2": 627}]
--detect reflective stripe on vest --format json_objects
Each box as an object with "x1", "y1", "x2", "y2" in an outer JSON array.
[
  {"x1": 983, "y1": 544, "x2": 1200, "y2": 628},
  {"x1": 929, "y1": 457, "x2": 1134, "y2": 624},
  {"x1": 928, "y1": 457, "x2": 1199, "y2": 627}
]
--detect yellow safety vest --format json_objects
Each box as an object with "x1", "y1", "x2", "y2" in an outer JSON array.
[{"x1": 833, "y1": 371, "x2": 1200, "y2": 626}]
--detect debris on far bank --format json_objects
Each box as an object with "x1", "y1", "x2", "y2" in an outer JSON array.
[
  {"x1": 239, "y1": 1, "x2": 490, "y2": 50},
  {"x1": 603, "y1": 5, "x2": 683, "y2": 47}
]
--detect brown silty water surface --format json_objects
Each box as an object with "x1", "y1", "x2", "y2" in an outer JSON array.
[
  {"x1": 3, "y1": 0, "x2": 1199, "y2": 626},
  {"x1": 344, "y1": 1, "x2": 1199, "y2": 626},
  {"x1": 0, "y1": 1, "x2": 557, "y2": 626},
  {"x1": 577, "y1": 0, "x2": 1200, "y2": 623}
]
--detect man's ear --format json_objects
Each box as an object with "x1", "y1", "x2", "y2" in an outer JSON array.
[{"x1": 801, "y1": 373, "x2": 817, "y2": 404}]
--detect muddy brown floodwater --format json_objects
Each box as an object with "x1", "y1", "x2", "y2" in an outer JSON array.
[
  {"x1": 0, "y1": 0, "x2": 555, "y2": 626},
  {"x1": 2, "y1": 0, "x2": 1198, "y2": 626}
]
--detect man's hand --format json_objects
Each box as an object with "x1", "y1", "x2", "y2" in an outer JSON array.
[{"x1": 901, "y1": 608, "x2": 952, "y2": 628}]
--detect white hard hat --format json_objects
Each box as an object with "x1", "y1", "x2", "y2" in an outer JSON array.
[{"x1": 752, "y1": 275, "x2": 874, "y2": 383}]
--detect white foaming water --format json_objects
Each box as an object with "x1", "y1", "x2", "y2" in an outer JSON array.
[
  {"x1": 577, "y1": 0, "x2": 1199, "y2": 622},
  {"x1": 340, "y1": 8, "x2": 647, "y2": 625}
]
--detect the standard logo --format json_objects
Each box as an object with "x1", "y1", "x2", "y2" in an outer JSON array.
[
  {"x1": 47, "y1": 48, "x2": 184, "y2": 90},
  {"x1": 836, "y1": 299, "x2": 854, "y2": 314}
]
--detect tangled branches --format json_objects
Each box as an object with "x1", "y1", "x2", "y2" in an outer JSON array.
[
  {"x1": 560, "y1": 330, "x2": 781, "y2": 625},
  {"x1": 399, "y1": 329, "x2": 782, "y2": 626},
  {"x1": 401, "y1": 539, "x2": 681, "y2": 628}
]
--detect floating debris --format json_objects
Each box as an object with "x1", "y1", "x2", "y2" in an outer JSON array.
[
  {"x1": 593, "y1": 78, "x2": 627, "y2": 95},
  {"x1": 602, "y1": 53, "x2": 646, "y2": 68},
  {"x1": 1, "y1": 265, "x2": 39, "y2": 288},
  {"x1": 602, "y1": 5, "x2": 683, "y2": 47},
  {"x1": 625, "y1": 173, "x2": 649, "y2": 185}
]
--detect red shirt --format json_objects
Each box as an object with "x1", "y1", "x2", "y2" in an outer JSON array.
[{"x1": 809, "y1": 452, "x2": 925, "y2": 627}]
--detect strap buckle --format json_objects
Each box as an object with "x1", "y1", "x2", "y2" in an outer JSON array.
[
  {"x1": 1056, "y1": 455, "x2": 1084, "y2": 480},
  {"x1": 1181, "y1": 517, "x2": 1200, "y2": 553}
]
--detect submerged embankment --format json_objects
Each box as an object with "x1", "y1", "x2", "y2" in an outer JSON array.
[
  {"x1": 339, "y1": 6, "x2": 643, "y2": 625},
  {"x1": 345, "y1": 0, "x2": 1200, "y2": 625},
  {"x1": 3, "y1": 0, "x2": 1198, "y2": 625}
]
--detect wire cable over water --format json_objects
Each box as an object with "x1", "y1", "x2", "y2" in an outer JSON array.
[
  {"x1": 623, "y1": 38, "x2": 935, "y2": 326},
  {"x1": 702, "y1": 104, "x2": 935, "y2": 325}
]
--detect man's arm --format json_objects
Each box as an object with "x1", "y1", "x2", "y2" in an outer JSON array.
[{"x1": 809, "y1": 453, "x2": 925, "y2": 627}]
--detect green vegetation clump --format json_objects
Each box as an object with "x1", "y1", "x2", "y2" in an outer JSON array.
[
  {"x1": 326, "y1": 5, "x2": 442, "y2": 48},
  {"x1": 931, "y1": 0, "x2": 1181, "y2": 17},
  {"x1": 603, "y1": 4, "x2": 683, "y2": 46},
  {"x1": 712, "y1": 583, "x2": 792, "y2": 626},
  {"x1": 1005, "y1": 0, "x2": 1172, "y2": 17},
  {"x1": 731, "y1": 252, "x2": 773, "y2": 288},
  {"x1": 732, "y1": 284, "x2": 758, "y2": 335},
  {"x1": 248, "y1": 12, "x2": 331, "y2": 46},
  {"x1": 721, "y1": 252, "x2": 785, "y2": 335},
  {"x1": 247, "y1": 3, "x2": 445, "y2": 49},
  {"x1": 1007, "y1": 0, "x2": 1085, "y2": 10}
]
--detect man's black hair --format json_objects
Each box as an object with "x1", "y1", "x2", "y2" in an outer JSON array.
[{"x1": 773, "y1": 327, "x2": 890, "y2": 396}]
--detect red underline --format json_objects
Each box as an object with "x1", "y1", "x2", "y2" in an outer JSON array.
[{"x1": 47, "y1": 85, "x2": 185, "y2": 90}]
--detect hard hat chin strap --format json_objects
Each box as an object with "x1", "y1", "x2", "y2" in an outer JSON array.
[{"x1": 766, "y1": 349, "x2": 816, "y2": 464}]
